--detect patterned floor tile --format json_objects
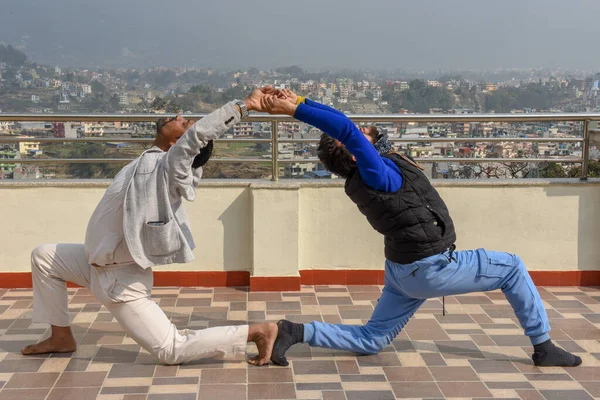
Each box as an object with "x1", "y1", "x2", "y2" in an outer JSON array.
[{"x1": 0, "y1": 285, "x2": 598, "y2": 399}]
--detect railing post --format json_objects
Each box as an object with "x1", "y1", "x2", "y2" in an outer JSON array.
[
  {"x1": 581, "y1": 120, "x2": 590, "y2": 180},
  {"x1": 271, "y1": 120, "x2": 279, "y2": 181}
]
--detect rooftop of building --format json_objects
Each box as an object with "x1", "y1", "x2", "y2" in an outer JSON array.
[
  {"x1": 0, "y1": 285, "x2": 598, "y2": 400},
  {"x1": 0, "y1": 112, "x2": 600, "y2": 398}
]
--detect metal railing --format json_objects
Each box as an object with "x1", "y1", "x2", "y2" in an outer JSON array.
[{"x1": 0, "y1": 112, "x2": 599, "y2": 181}]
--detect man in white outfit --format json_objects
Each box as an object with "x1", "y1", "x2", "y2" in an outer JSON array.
[{"x1": 21, "y1": 89, "x2": 277, "y2": 366}]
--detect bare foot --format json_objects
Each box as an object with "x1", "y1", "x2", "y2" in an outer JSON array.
[
  {"x1": 247, "y1": 322, "x2": 278, "y2": 366},
  {"x1": 21, "y1": 335, "x2": 77, "y2": 355}
]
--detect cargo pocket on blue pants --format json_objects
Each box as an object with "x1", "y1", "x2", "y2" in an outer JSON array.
[{"x1": 476, "y1": 249, "x2": 518, "y2": 279}]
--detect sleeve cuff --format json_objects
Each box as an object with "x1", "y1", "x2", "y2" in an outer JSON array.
[{"x1": 293, "y1": 102, "x2": 309, "y2": 120}]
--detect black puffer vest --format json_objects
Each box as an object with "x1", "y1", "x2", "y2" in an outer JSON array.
[{"x1": 345, "y1": 153, "x2": 456, "y2": 264}]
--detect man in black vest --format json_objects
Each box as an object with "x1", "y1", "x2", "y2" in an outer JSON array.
[{"x1": 260, "y1": 89, "x2": 581, "y2": 368}]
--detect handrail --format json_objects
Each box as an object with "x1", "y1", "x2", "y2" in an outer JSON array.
[
  {"x1": 1, "y1": 112, "x2": 600, "y2": 122},
  {"x1": 0, "y1": 112, "x2": 593, "y2": 181},
  {"x1": 0, "y1": 137, "x2": 272, "y2": 143},
  {"x1": 278, "y1": 137, "x2": 583, "y2": 144},
  {"x1": 1, "y1": 157, "x2": 583, "y2": 165}
]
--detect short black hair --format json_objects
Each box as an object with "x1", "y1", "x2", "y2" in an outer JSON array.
[{"x1": 317, "y1": 133, "x2": 357, "y2": 179}]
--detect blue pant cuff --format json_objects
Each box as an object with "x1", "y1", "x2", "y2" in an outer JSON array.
[
  {"x1": 530, "y1": 333, "x2": 550, "y2": 346},
  {"x1": 303, "y1": 323, "x2": 315, "y2": 344}
]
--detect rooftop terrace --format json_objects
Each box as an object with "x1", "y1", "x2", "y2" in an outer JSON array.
[
  {"x1": 0, "y1": 112, "x2": 599, "y2": 398},
  {"x1": 0, "y1": 285, "x2": 598, "y2": 400}
]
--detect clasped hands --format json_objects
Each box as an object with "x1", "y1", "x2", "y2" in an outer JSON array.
[{"x1": 242, "y1": 87, "x2": 300, "y2": 116}]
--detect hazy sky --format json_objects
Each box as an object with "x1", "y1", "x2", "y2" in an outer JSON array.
[{"x1": 1, "y1": 0, "x2": 600, "y2": 71}]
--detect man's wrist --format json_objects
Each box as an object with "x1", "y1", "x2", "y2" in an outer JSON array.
[
  {"x1": 234, "y1": 99, "x2": 249, "y2": 118},
  {"x1": 243, "y1": 98, "x2": 252, "y2": 112}
]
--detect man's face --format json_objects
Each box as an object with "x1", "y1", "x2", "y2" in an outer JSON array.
[
  {"x1": 360, "y1": 126, "x2": 377, "y2": 144},
  {"x1": 159, "y1": 115, "x2": 194, "y2": 150}
]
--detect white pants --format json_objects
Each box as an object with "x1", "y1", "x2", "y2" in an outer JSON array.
[{"x1": 30, "y1": 243, "x2": 249, "y2": 365}]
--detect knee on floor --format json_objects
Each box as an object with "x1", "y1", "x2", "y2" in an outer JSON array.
[
  {"x1": 361, "y1": 339, "x2": 390, "y2": 355},
  {"x1": 359, "y1": 326, "x2": 393, "y2": 355},
  {"x1": 156, "y1": 348, "x2": 180, "y2": 365}
]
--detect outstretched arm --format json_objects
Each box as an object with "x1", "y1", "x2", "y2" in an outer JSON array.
[
  {"x1": 262, "y1": 95, "x2": 401, "y2": 192},
  {"x1": 165, "y1": 90, "x2": 265, "y2": 199},
  {"x1": 279, "y1": 88, "x2": 345, "y2": 117}
]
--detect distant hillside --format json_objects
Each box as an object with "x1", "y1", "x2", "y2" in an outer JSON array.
[{"x1": 0, "y1": 45, "x2": 27, "y2": 67}]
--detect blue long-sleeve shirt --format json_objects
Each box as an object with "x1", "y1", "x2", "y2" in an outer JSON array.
[
  {"x1": 294, "y1": 100, "x2": 402, "y2": 192},
  {"x1": 305, "y1": 98, "x2": 346, "y2": 116}
]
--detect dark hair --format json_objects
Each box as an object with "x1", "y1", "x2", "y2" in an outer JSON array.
[
  {"x1": 156, "y1": 117, "x2": 173, "y2": 135},
  {"x1": 317, "y1": 134, "x2": 357, "y2": 178}
]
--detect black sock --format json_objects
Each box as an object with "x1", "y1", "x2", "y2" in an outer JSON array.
[
  {"x1": 270, "y1": 320, "x2": 304, "y2": 367},
  {"x1": 532, "y1": 339, "x2": 582, "y2": 367}
]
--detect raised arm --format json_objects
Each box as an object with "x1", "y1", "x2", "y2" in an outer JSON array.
[
  {"x1": 279, "y1": 88, "x2": 346, "y2": 117},
  {"x1": 304, "y1": 99, "x2": 346, "y2": 117},
  {"x1": 261, "y1": 95, "x2": 401, "y2": 192},
  {"x1": 164, "y1": 90, "x2": 264, "y2": 200}
]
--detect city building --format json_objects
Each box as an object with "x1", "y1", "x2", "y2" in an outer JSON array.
[
  {"x1": 233, "y1": 122, "x2": 253, "y2": 136},
  {"x1": 53, "y1": 122, "x2": 80, "y2": 139},
  {"x1": 119, "y1": 93, "x2": 129, "y2": 105},
  {"x1": 17, "y1": 136, "x2": 40, "y2": 155}
]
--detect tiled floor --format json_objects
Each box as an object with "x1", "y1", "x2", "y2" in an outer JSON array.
[{"x1": 0, "y1": 286, "x2": 599, "y2": 400}]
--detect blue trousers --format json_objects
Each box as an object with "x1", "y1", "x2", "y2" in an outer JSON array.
[{"x1": 303, "y1": 248, "x2": 550, "y2": 354}]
